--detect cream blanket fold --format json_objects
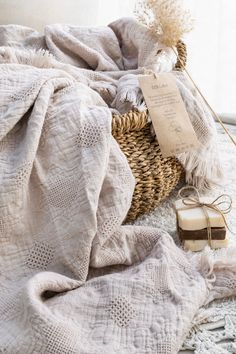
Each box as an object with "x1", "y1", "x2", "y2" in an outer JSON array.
[
  {"x1": 0, "y1": 17, "x2": 223, "y2": 189},
  {"x1": 0, "y1": 18, "x2": 233, "y2": 354}
]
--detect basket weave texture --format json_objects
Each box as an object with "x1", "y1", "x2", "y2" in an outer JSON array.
[{"x1": 112, "y1": 41, "x2": 187, "y2": 222}]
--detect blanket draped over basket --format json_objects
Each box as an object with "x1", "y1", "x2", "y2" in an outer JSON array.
[
  {"x1": 0, "y1": 18, "x2": 230, "y2": 354},
  {"x1": 0, "y1": 18, "x2": 222, "y2": 208}
]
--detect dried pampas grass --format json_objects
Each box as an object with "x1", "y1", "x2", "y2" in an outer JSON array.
[
  {"x1": 135, "y1": 0, "x2": 236, "y2": 157},
  {"x1": 135, "y1": 0, "x2": 194, "y2": 47}
]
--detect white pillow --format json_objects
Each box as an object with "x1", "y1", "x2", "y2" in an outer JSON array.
[{"x1": 0, "y1": 0, "x2": 136, "y2": 32}]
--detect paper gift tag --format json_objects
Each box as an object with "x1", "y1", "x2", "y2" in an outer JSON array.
[{"x1": 139, "y1": 73, "x2": 200, "y2": 157}]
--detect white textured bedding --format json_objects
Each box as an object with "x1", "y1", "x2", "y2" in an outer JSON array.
[
  {"x1": 135, "y1": 125, "x2": 236, "y2": 353},
  {"x1": 0, "y1": 17, "x2": 236, "y2": 354}
]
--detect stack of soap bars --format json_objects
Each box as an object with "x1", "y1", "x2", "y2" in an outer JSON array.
[{"x1": 174, "y1": 198, "x2": 229, "y2": 251}]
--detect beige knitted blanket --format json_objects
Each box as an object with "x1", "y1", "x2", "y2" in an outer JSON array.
[
  {"x1": 0, "y1": 17, "x2": 223, "y2": 189},
  {"x1": 0, "y1": 18, "x2": 233, "y2": 354}
]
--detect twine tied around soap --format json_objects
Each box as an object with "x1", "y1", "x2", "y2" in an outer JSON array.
[{"x1": 178, "y1": 186, "x2": 234, "y2": 246}]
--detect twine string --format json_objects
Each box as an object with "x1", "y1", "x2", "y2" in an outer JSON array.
[{"x1": 178, "y1": 186, "x2": 234, "y2": 246}]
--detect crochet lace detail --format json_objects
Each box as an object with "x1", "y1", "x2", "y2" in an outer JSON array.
[
  {"x1": 107, "y1": 295, "x2": 136, "y2": 327},
  {"x1": 99, "y1": 216, "x2": 119, "y2": 238},
  {"x1": 25, "y1": 242, "x2": 54, "y2": 270},
  {"x1": 47, "y1": 176, "x2": 80, "y2": 209},
  {"x1": 64, "y1": 243, "x2": 90, "y2": 281},
  {"x1": 156, "y1": 337, "x2": 173, "y2": 354},
  {"x1": 145, "y1": 263, "x2": 170, "y2": 303},
  {"x1": 0, "y1": 290, "x2": 22, "y2": 322},
  {"x1": 182, "y1": 298, "x2": 236, "y2": 353},
  {"x1": 76, "y1": 122, "x2": 106, "y2": 148},
  {"x1": 10, "y1": 81, "x2": 40, "y2": 101},
  {"x1": 14, "y1": 163, "x2": 32, "y2": 187},
  {"x1": 41, "y1": 324, "x2": 78, "y2": 353}
]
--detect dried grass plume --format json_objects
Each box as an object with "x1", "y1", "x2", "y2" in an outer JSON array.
[{"x1": 135, "y1": 0, "x2": 194, "y2": 47}]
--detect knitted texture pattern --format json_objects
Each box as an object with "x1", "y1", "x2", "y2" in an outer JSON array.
[
  {"x1": 0, "y1": 64, "x2": 209, "y2": 353},
  {"x1": 134, "y1": 127, "x2": 236, "y2": 354},
  {"x1": 0, "y1": 19, "x2": 232, "y2": 354},
  {"x1": 0, "y1": 18, "x2": 222, "y2": 189}
]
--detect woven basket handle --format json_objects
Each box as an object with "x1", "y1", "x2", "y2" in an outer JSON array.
[{"x1": 175, "y1": 40, "x2": 187, "y2": 70}]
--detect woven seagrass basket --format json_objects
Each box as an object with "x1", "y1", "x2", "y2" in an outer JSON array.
[{"x1": 112, "y1": 40, "x2": 187, "y2": 222}]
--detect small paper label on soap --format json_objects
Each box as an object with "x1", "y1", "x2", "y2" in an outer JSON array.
[{"x1": 139, "y1": 73, "x2": 200, "y2": 157}]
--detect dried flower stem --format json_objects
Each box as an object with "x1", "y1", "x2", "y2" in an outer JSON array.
[
  {"x1": 136, "y1": 0, "x2": 236, "y2": 147},
  {"x1": 135, "y1": 0, "x2": 194, "y2": 47}
]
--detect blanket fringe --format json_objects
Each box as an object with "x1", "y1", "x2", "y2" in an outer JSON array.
[
  {"x1": 178, "y1": 141, "x2": 223, "y2": 191},
  {"x1": 189, "y1": 245, "x2": 236, "y2": 298},
  {"x1": 0, "y1": 47, "x2": 55, "y2": 68}
]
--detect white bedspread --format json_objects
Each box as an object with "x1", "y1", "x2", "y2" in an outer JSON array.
[
  {"x1": 0, "y1": 19, "x2": 235, "y2": 354},
  {"x1": 135, "y1": 125, "x2": 236, "y2": 353}
]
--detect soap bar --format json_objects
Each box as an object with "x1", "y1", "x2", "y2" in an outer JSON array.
[
  {"x1": 174, "y1": 198, "x2": 225, "y2": 231},
  {"x1": 178, "y1": 226, "x2": 226, "y2": 241},
  {"x1": 184, "y1": 238, "x2": 229, "y2": 252}
]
